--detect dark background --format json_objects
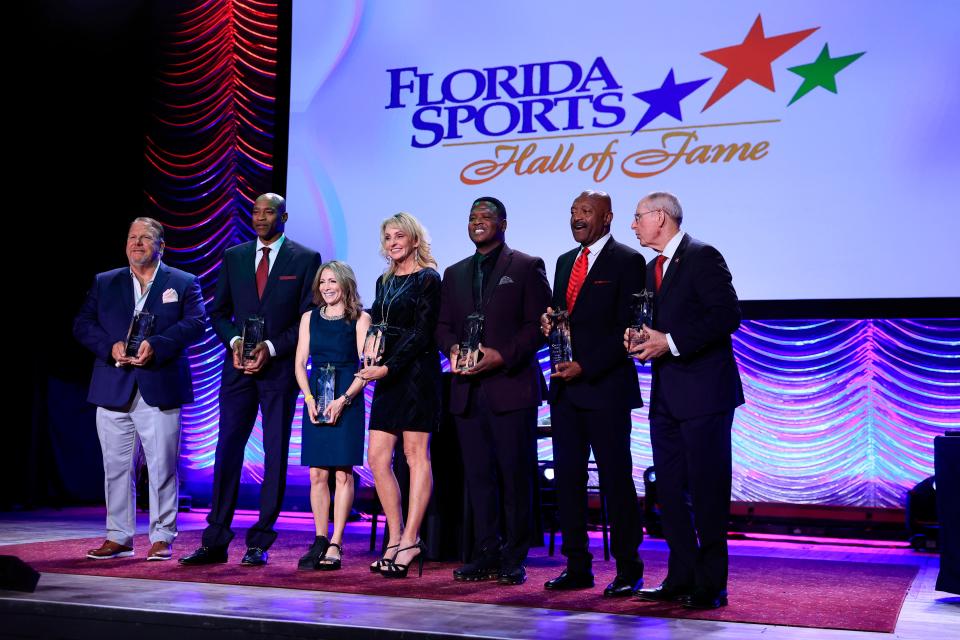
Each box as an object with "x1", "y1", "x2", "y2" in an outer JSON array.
[{"x1": 15, "y1": 0, "x2": 156, "y2": 509}]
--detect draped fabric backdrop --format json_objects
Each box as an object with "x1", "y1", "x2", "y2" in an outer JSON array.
[
  {"x1": 144, "y1": 0, "x2": 286, "y2": 489},
  {"x1": 144, "y1": 1, "x2": 960, "y2": 509}
]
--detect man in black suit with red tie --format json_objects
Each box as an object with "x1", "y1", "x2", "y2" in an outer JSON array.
[
  {"x1": 542, "y1": 190, "x2": 646, "y2": 597},
  {"x1": 180, "y1": 193, "x2": 322, "y2": 567},
  {"x1": 628, "y1": 191, "x2": 743, "y2": 609},
  {"x1": 436, "y1": 197, "x2": 552, "y2": 586}
]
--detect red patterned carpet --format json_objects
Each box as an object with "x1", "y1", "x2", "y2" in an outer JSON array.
[{"x1": 2, "y1": 529, "x2": 917, "y2": 633}]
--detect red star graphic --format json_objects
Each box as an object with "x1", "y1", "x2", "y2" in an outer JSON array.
[{"x1": 700, "y1": 15, "x2": 818, "y2": 111}]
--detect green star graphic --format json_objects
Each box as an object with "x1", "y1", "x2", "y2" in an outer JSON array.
[{"x1": 787, "y1": 44, "x2": 865, "y2": 106}]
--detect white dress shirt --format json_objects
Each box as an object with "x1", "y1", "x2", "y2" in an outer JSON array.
[
  {"x1": 576, "y1": 232, "x2": 611, "y2": 274},
  {"x1": 229, "y1": 235, "x2": 287, "y2": 356}
]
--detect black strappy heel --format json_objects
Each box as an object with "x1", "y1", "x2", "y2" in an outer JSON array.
[
  {"x1": 381, "y1": 541, "x2": 425, "y2": 578},
  {"x1": 370, "y1": 543, "x2": 399, "y2": 573}
]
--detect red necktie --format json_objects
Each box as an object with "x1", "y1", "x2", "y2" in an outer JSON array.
[
  {"x1": 565, "y1": 246, "x2": 590, "y2": 312},
  {"x1": 654, "y1": 254, "x2": 667, "y2": 292},
  {"x1": 256, "y1": 247, "x2": 271, "y2": 299}
]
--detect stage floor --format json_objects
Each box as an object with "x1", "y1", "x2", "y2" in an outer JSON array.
[{"x1": 1, "y1": 508, "x2": 957, "y2": 640}]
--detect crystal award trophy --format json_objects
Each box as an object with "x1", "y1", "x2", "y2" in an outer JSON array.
[
  {"x1": 456, "y1": 312, "x2": 485, "y2": 371},
  {"x1": 548, "y1": 309, "x2": 573, "y2": 373},
  {"x1": 362, "y1": 323, "x2": 386, "y2": 368},
  {"x1": 124, "y1": 311, "x2": 156, "y2": 357},
  {"x1": 627, "y1": 290, "x2": 655, "y2": 354},
  {"x1": 314, "y1": 364, "x2": 336, "y2": 424},
  {"x1": 241, "y1": 316, "x2": 265, "y2": 363}
]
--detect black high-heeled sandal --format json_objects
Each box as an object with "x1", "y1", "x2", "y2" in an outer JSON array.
[
  {"x1": 381, "y1": 541, "x2": 425, "y2": 579},
  {"x1": 370, "y1": 543, "x2": 399, "y2": 573},
  {"x1": 317, "y1": 543, "x2": 342, "y2": 571}
]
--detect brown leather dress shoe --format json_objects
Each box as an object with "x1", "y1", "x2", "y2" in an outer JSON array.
[
  {"x1": 147, "y1": 541, "x2": 173, "y2": 561},
  {"x1": 86, "y1": 540, "x2": 134, "y2": 560}
]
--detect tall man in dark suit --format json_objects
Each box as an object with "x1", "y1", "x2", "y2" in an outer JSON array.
[
  {"x1": 629, "y1": 191, "x2": 743, "y2": 609},
  {"x1": 74, "y1": 217, "x2": 206, "y2": 561},
  {"x1": 541, "y1": 190, "x2": 646, "y2": 597},
  {"x1": 436, "y1": 197, "x2": 552, "y2": 586},
  {"x1": 181, "y1": 193, "x2": 322, "y2": 567}
]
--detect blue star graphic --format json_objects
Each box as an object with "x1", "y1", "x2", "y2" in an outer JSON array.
[{"x1": 631, "y1": 69, "x2": 711, "y2": 134}]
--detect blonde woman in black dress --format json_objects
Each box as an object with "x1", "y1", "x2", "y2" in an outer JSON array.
[{"x1": 357, "y1": 212, "x2": 441, "y2": 578}]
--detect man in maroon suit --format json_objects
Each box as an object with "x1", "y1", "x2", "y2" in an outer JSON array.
[{"x1": 436, "y1": 197, "x2": 551, "y2": 586}]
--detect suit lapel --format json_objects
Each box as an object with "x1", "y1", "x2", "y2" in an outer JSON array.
[
  {"x1": 571, "y1": 237, "x2": 616, "y2": 316},
  {"x1": 482, "y1": 245, "x2": 513, "y2": 310},
  {"x1": 142, "y1": 264, "x2": 171, "y2": 312},
  {"x1": 115, "y1": 269, "x2": 136, "y2": 319},
  {"x1": 555, "y1": 249, "x2": 576, "y2": 310},
  {"x1": 657, "y1": 233, "x2": 690, "y2": 299},
  {"x1": 456, "y1": 258, "x2": 474, "y2": 312},
  {"x1": 259, "y1": 239, "x2": 294, "y2": 308},
  {"x1": 239, "y1": 241, "x2": 258, "y2": 286}
]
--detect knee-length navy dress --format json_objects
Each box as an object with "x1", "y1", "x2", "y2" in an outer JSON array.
[{"x1": 301, "y1": 311, "x2": 364, "y2": 467}]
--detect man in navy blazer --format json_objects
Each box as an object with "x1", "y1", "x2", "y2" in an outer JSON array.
[
  {"x1": 541, "y1": 190, "x2": 647, "y2": 597},
  {"x1": 180, "y1": 193, "x2": 321, "y2": 567},
  {"x1": 74, "y1": 217, "x2": 206, "y2": 561},
  {"x1": 629, "y1": 191, "x2": 743, "y2": 610},
  {"x1": 436, "y1": 197, "x2": 552, "y2": 586}
]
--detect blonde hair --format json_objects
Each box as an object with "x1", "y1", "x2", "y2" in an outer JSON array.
[
  {"x1": 379, "y1": 212, "x2": 437, "y2": 281},
  {"x1": 312, "y1": 260, "x2": 363, "y2": 321}
]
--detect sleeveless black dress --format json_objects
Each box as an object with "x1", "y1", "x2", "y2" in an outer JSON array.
[{"x1": 368, "y1": 268, "x2": 441, "y2": 433}]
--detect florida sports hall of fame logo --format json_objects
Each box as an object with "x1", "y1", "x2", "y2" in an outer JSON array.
[{"x1": 384, "y1": 14, "x2": 865, "y2": 185}]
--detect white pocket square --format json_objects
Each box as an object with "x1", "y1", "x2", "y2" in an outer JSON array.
[
  {"x1": 497, "y1": 276, "x2": 514, "y2": 285},
  {"x1": 162, "y1": 288, "x2": 179, "y2": 303}
]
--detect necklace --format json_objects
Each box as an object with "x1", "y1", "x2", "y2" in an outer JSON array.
[
  {"x1": 320, "y1": 308, "x2": 345, "y2": 321},
  {"x1": 379, "y1": 271, "x2": 416, "y2": 325}
]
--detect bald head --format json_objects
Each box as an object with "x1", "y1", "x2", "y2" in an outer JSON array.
[
  {"x1": 252, "y1": 193, "x2": 288, "y2": 242},
  {"x1": 570, "y1": 189, "x2": 613, "y2": 246},
  {"x1": 255, "y1": 193, "x2": 286, "y2": 215},
  {"x1": 577, "y1": 190, "x2": 612, "y2": 213}
]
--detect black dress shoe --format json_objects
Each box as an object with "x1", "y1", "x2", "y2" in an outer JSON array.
[
  {"x1": 453, "y1": 555, "x2": 500, "y2": 582},
  {"x1": 498, "y1": 565, "x2": 527, "y2": 585},
  {"x1": 241, "y1": 547, "x2": 268, "y2": 566},
  {"x1": 681, "y1": 589, "x2": 728, "y2": 609},
  {"x1": 544, "y1": 569, "x2": 594, "y2": 590},
  {"x1": 603, "y1": 575, "x2": 643, "y2": 598},
  {"x1": 634, "y1": 583, "x2": 694, "y2": 602},
  {"x1": 178, "y1": 545, "x2": 228, "y2": 566}
]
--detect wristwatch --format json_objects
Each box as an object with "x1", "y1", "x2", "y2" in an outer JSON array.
[{"x1": 342, "y1": 392, "x2": 354, "y2": 406}]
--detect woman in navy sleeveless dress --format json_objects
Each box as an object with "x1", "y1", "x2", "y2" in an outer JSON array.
[{"x1": 294, "y1": 261, "x2": 371, "y2": 571}]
